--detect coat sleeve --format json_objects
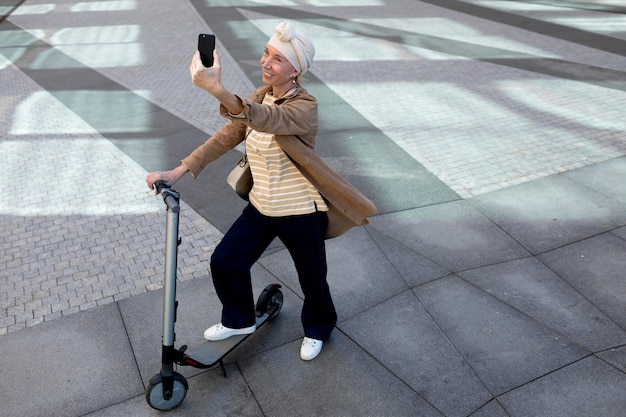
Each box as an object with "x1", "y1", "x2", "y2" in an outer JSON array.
[
  {"x1": 220, "y1": 87, "x2": 319, "y2": 138},
  {"x1": 180, "y1": 120, "x2": 247, "y2": 178}
]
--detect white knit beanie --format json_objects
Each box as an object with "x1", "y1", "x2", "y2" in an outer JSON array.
[{"x1": 267, "y1": 21, "x2": 315, "y2": 75}]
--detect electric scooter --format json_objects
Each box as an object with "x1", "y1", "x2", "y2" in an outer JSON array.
[{"x1": 146, "y1": 181, "x2": 284, "y2": 411}]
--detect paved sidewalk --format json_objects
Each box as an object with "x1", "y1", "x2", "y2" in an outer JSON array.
[{"x1": 1, "y1": 0, "x2": 626, "y2": 416}]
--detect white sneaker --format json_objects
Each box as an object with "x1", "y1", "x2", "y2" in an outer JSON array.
[
  {"x1": 203, "y1": 323, "x2": 256, "y2": 341},
  {"x1": 300, "y1": 337, "x2": 323, "y2": 361}
]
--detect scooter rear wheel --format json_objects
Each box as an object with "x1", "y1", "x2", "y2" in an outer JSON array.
[{"x1": 145, "y1": 372, "x2": 188, "y2": 411}]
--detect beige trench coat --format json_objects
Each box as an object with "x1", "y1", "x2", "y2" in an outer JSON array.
[{"x1": 181, "y1": 86, "x2": 376, "y2": 239}]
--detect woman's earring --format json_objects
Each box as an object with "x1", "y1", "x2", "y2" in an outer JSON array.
[{"x1": 291, "y1": 75, "x2": 297, "y2": 84}]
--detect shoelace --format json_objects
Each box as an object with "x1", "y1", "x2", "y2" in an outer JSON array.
[{"x1": 302, "y1": 338, "x2": 318, "y2": 348}]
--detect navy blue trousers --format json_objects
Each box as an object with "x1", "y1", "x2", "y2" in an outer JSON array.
[{"x1": 210, "y1": 204, "x2": 337, "y2": 341}]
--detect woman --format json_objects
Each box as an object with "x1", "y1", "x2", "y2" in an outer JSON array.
[{"x1": 146, "y1": 22, "x2": 375, "y2": 361}]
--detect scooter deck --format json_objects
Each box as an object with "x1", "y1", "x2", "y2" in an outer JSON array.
[{"x1": 184, "y1": 313, "x2": 269, "y2": 368}]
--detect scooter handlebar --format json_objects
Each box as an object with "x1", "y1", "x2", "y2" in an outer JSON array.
[
  {"x1": 154, "y1": 181, "x2": 171, "y2": 194},
  {"x1": 154, "y1": 181, "x2": 180, "y2": 213}
]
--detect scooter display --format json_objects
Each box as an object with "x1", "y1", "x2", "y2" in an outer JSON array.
[{"x1": 146, "y1": 182, "x2": 284, "y2": 411}]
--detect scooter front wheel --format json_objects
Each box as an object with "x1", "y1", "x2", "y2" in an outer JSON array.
[{"x1": 145, "y1": 372, "x2": 188, "y2": 411}]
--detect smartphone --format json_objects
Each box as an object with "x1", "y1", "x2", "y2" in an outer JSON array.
[{"x1": 198, "y1": 33, "x2": 215, "y2": 67}]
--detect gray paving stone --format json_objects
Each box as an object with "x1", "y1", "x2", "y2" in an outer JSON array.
[
  {"x1": 538, "y1": 233, "x2": 626, "y2": 330},
  {"x1": 612, "y1": 225, "x2": 626, "y2": 241},
  {"x1": 341, "y1": 290, "x2": 492, "y2": 417},
  {"x1": 415, "y1": 275, "x2": 587, "y2": 395},
  {"x1": 370, "y1": 201, "x2": 530, "y2": 272},
  {"x1": 469, "y1": 400, "x2": 509, "y2": 417},
  {"x1": 470, "y1": 174, "x2": 626, "y2": 254},
  {"x1": 366, "y1": 226, "x2": 450, "y2": 287},
  {"x1": 0, "y1": 303, "x2": 143, "y2": 417},
  {"x1": 596, "y1": 345, "x2": 626, "y2": 374},
  {"x1": 499, "y1": 356, "x2": 626, "y2": 417},
  {"x1": 240, "y1": 331, "x2": 443, "y2": 417},
  {"x1": 459, "y1": 257, "x2": 626, "y2": 352},
  {"x1": 564, "y1": 156, "x2": 626, "y2": 205}
]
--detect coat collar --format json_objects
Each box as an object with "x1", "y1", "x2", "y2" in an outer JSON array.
[{"x1": 254, "y1": 85, "x2": 305, "y2": 104}]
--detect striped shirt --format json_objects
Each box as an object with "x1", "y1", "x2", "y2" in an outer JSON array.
[{"x1": 246, "y1": 93, "x2": 328, "y2": 217}]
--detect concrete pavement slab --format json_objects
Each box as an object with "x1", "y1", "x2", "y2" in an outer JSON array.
[
  {"x1": 371, "y1": 200, "x2": 530, "y2": 272},
  {"x1": 366, "y1": 226, "x2": 450, "y2": 288},
  {"x1": 470, "y1": 174, "x2": 626, "y2": 255},
  {"x1": 341, "y1": 290, "x2": 492, "y2": 417},
  {"x1": 563, "y1": 155, "x2": 626, "y2": 205},
  {"x1": 596, "y1": 345, "x2": 626, "y2": 374},
  {"x1": 0, "y1": 303, "x2": 143, "y2": 417},
  {"x1": 538, "y1": 233, "x2": 626, "y2": 329},
  {"x1": 415, "y1": 275, "x2": 587, "y2": 395},
  {"x1": 239, "y1": 331, "x2": 443, "y2": 417},
  {"x1": 613, "y1": 226, "x2": 626, "y2": 241},
  {"x1": 469, "y1": 400, "x2": 509, "y2": 417},
  {"x1": 498, "y1": 356, "x2": 626, "y2": 417},
  {"x1": 459, "y1": 257, "x2": 626, "y2": 352}
]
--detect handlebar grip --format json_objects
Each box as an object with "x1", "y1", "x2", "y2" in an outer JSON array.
[{"x1": 163, "y1": 194, "x2": 180, "y2": 213}]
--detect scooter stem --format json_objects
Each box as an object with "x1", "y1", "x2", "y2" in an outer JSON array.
[{"x1": 161, "y1": 186, "x2": 180, "y2": 348}]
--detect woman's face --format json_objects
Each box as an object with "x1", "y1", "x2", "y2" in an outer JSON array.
[{"x1": 260, "y1": 45, "x2": 298, "y2": 91}]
